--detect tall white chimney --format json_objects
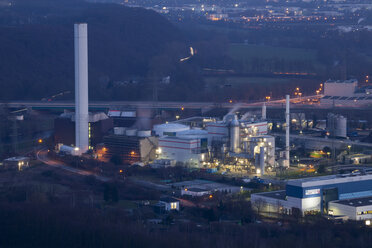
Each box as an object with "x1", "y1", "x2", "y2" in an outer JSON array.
[
  {"x1": 262, "y1": 103, "x2": 266, "y2": 120},
  {"x1": 285, "y1": 95, "x2": 290, "y2": 167},
  {"x1": 260, "y1": 146, "x2": 265, "y2": 175},
  {"x1": 74, "y1": 23, "x2": 89, "y2": 154}
]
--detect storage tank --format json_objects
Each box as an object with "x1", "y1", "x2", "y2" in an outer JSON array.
[
  {"x1": 327, "y1": 113, "x2": 347, "y2": 138},
  {"x1": 335, "y1": 115, "x2": 347, "y2": 138},
  {"x1": 230, "y1": 115, "x2": 240, "y2": 153},
  {"x1": 137, "y1": 130, "x2": 152, "y2": 137},
  {"x1": 58, "y1": 145, "x2": 80, "y2": 156},
  {"x1": 126, "y1": 129, "x2": 137, "y2": 136},
  {"x1": 153, "y1": 123, "x2": 190, "y2": 136}
]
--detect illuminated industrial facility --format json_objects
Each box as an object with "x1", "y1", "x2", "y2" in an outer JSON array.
[
  {"x1": 252, "y1": 172, "x2": 372, "y2": 217},
  {"x1": 151, "y1": 104, "x2": 280, "y2": 174}
]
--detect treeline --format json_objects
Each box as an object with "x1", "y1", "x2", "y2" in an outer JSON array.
[
  {"x1": 0, "y1": 201, "x2": 372, "y2": 248},
  {"x1": 0, "y1": 0, "x2": 206, "y2": 101}
]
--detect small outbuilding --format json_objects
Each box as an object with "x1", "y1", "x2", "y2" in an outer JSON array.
[
  {"x1": 159, "y1": 197, "x2": 180, "y2": 211},
  {"x1": 2, "y1": 157, "x2": 30, "y2": 171}
]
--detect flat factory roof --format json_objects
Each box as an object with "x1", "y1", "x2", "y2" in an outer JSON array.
[
  {"x1": 186, "y1": 188, "x2": 210, "y2": 193},
  {"x1": 4, "y1": 156, "x2": 29, "y2": 162},
  {"x1": 252, "y1": 190, "x2": 286, "y2": 200},
  {"x1": 288, "y1": 174, "x2": 372, "y2": 188},
  {"x1": 325, "y1": 79, "x2": 357, "y2": 84}
]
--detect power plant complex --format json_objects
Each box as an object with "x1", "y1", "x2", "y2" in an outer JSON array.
[
  {"x1": 3, "y1": 21, "x2": 371, "y2": 227},
  {"x1": 59, "y1": 30, "x2": 294, "y2": 174}
]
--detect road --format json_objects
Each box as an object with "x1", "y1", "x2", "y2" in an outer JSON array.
[
  {"x1": 2, "y1": 95, "x2": 328, "y2": 111},
  {"x1": 36, "y1": 149, "x2": 111, "y2": 182},
  {"x1": 36, "y1": 148, "x2": 172, "y2": 188},
  {"x1": 128, "y1": 178, "x2": 171, "y2": 191},
  {"x1": 273, "y1": 133, "x2": 372, "y2": 148}
]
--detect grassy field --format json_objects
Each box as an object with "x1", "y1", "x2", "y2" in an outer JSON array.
[{"x1": 229, "y1": 44, "x2": 318, "y2": 62}]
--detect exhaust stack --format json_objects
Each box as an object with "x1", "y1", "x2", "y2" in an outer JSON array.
[
  {"x1": 74, "y1": 23, "x2": 89, "y2": 154},
  {"x1": 260, "y1": 146, "x2": 265, "y2": 175},
  {"x1": 262, "y1": 103, "x2": 266, "y2": 120},
  {"x1": 285, "y1": 95, "x2": 290, "y2": 167}
]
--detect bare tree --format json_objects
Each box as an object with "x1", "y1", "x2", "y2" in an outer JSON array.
[{"x1": 252, "y1": 198, "x2": 267, "y2": 216}]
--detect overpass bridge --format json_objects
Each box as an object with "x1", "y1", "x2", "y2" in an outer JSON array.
[{"x1": 0, "y1": 95, "x2": 329, "y2": 112}]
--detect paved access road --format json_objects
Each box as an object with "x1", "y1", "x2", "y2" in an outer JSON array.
[{"x1": 36, "y1": 148, "x2": 111, "y2": 182}]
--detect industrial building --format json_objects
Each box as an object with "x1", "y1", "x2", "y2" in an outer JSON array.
[
  {"x1": 151, "y1": 100, "x2": 285, "y2": 172},
  {"x1": 321, "y1": 79, "x2": 372, "y2": 106},
  {"x1": 329, "y1": 196, "x2": 372, "y2": 220},
  {"x1": 103, "y1": 129, "x2": 157, "y2": 165},
  {"x1": 54, "y1": 112, "x2": 113, "y2": 149},
  {"x1": 251, "y1": 173, "x2": 372, "y2": 216},
  {"x1": 158, "y1": 197, "x2": 180, "y2": 211},
  {"x1": 181, "y1": 187, "x2": 211, "y2": 197},
  {"x1": 324, "y1": 79, "x2": 358, "y2": 97},
  {"x1": 172, "y1": 179, "x2": 246, "y2": 196},
  {"x1": 108, "y1": 110, "x2": 137, "y2": 127},
  {"x1": 158, "y1": 136, "x2": 207, "y2": 167},
  {"x1": 2, "y1": 157, "x2": 30, "y2": 171},
  {"x1": 156, "y1": 126, "x2": 208, "y2": 167}
]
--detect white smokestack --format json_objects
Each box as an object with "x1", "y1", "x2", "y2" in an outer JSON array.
[
  {"x1": 74, "y1": 23, "x2": 89, "y2": 154},
  {"x1": 260, "y1": 146, "x2": 265, "y2": 175},
  {"x1": 285, "y1": 95, "x2": 290, "y2": 167},
  {"x1": 262, "y1": 103, "x2": 266, "y2": 120}
]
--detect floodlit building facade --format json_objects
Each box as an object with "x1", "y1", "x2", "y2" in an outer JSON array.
[
  {"x1": 252, "y1": 173, "x2": 372, "y2": 215},
  {"x1": 329, "y1": 196, "x2": 372, "y2": 221}
]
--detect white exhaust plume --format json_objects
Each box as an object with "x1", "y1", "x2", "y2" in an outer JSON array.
[{"x1": 223, "y1": 103, "x2": 242, "y2": 121}]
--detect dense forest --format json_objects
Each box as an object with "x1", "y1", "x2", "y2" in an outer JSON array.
[
  {"x1": 1, "y1": 201, "x2": 372, "y2": 248},
  {"x1": 0, "y1": 0, "x2": 204, "y2": 101},
  {"x1": 1, "y1": 0, "x2": 372, "y2": 102}
]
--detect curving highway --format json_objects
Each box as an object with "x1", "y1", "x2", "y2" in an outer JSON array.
[{"x1": 36, "y1": 148, "x2": 110, "y2": 182}]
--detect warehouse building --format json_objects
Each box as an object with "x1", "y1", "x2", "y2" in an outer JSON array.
[
  {"x1": 251, "y1": 173, "x2": 372, "y2": 215},
  {"x1": 328, "y1": 196, "x2": 372, "y2": 221},
  {"x1": 321, "y1": 79, "x2": 372, "y2": 106}
]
